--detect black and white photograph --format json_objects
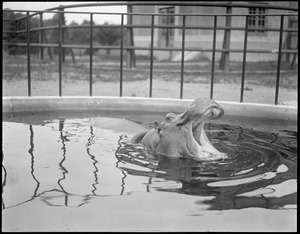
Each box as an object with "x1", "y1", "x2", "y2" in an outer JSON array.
[{"x1": 2, "y1": 1, "x2": 297, "y2": 232}]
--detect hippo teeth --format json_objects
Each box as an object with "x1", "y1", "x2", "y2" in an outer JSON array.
[
  {"x1": 193, "y1": 122, "x2": 223, "y2": 156},
  {"x1": 199, "y1": 125, "x2": 222, "y2": 155}
]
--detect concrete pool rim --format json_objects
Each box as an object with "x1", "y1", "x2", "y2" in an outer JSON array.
[{"x1": 2, "y1": 96, "x2": 297, "y2": 121}]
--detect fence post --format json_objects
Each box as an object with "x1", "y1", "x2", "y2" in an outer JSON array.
[
  {"x1": 58, "y1": 10, "x2": 63, "y2": 96},
  {"x1": 26, "y1": 11, "x2": 31, "y2": 97},
  {"x1": 290, "y1": 43, "x2": 297, "y2": 69},
  {"x1": 149, "y1": 15, "x2": 154, "y2": 97},
  {"x1": 89, "y1": 13, "x2": 93, "y2": 96},
  {"x1": 126, "y1": 5, "x2": 136, "y2": 69},
  {"x1": 39, "y1": 13, "x2": 44, "y2": 60},
  {"x1": 275, "y1": 15, "x2": 284, "y2": 105},
  {"x1": 210, "y1": 15, "x2": 217, "y2": 99},
  {"x1": 180, "y1": 15, "x2": 186, "y2": 99},
  {"x1": 59, "y1": 7, "x2": 66, "y2": 63},
  {"x1": 41, "y1": 25, "x2": 53, "y2": 60},
  {"x1": 120, "y1": 14, "x2": 124, "y2": 97},
  {"x1": 65, "y1": 29, "x2": 76, "y2": 64},
  {"x1": 220, "y1": 5, "x2": 232, "y2": 71},
  {"x1": 240, "y1": 15, "x2": 249, "y2": 103}
]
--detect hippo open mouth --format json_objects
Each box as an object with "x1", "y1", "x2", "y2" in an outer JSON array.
[
  {"x1": 174, "y1": 98, "x2": 227, "y2": 160},
  {"x1": 130, "y1": 98, "x2": 227, "y2": 161}
]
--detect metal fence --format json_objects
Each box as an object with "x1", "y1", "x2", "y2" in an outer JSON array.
[{"x1": 2, "y1": 2, "x2": 298, "y2": 104}]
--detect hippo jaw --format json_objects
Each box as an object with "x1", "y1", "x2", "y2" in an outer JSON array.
[{"x1": 144, "y1": 98, "x2": 227, "y2": 161}]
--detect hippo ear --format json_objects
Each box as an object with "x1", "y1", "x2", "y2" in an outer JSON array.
[
  {"x1": 152, "y1": 120, "x2": 159, "y2": 129},
  {"x1": 148, "y1": 120, "x2": 162, "y2": 133}
]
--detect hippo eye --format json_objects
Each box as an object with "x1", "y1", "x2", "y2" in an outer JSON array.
[
  {"x1": 165, "y1": 113, "x2": 175, "y2": 123},
  {"x1": 165, "y1": 116, "x2": 172, "y2": 123}
]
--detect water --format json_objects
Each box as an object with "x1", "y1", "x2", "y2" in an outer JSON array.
[{"x1": 2, "y1": 114, "x2": 297, "y2": 231}]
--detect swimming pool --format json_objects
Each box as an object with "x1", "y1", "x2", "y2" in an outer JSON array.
[{"x1": 2, "y1": 101, "x2": 297, "y2": 231}]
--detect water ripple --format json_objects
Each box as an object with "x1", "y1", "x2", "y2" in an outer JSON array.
[{"x1": 115, "y1": 123, "x2": 297, "y2": 210}]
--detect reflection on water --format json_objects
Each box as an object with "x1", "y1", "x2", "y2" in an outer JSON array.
[
  {"x1": 28, "y1": 125, "x2": 39, "y2": 197},
  {"x1": 86, "y1": 126, "x2": 99, "y2": 196},
  {"x1": 2, "y1": 118, "x2": 297, "y2": 212},
  {"x1": 2, "y1": 152, "x2": 7, "y2": 210}
]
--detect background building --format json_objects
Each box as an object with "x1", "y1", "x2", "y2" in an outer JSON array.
[{"x1": 129, "y1": 1, "x2": 298, "y2": 62}]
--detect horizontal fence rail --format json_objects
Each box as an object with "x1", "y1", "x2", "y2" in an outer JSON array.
[
  {"x1": 3, "y1": 42, "x2": 297, "y2": 54},
  {"x1": 2, "y1": 2, "x2": 298, "y2": 104}
]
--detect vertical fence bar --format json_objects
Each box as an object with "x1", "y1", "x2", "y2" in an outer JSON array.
[
  {"x1": 59, "y1": 7, "x2": 65, "y2": 63},
  {"x1": 120, "y1": 14, "x2": 124, "y2": 97},
  {"x1": 26, "y1": 11, "x2": 31, "y2": 97},
  {"x1": 220, "y1": 6, "x2": 232, "y2": 71},
  {"x1": 149, "y1": 15, "x2": 155, "y2": 97},
  {"x1": 180, "y1": 15, "x2": 186, "y2": 99},
  {"x1": 58, "y1": 10, "x2": 63, "y2": 96},
  {"x1": 275, "y1": 15, "x2": 284, "y2": 105},
  {"x1": 39, "y1": 13, "x2": 43, "y2": 60},
  {"x1": 89, "y1": 13, "x2": 93, "y2": 96},
  {"x1": 240, "y1": 15, "x2": 249, "y2": 103},
  {"x1": 210, "y1": 15, "x2": 217, "y2": 99},
  {"x1": 126, "y1": 5, "x2": 132, "y2": 68}
]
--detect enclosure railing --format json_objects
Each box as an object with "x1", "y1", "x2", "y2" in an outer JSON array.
[{"x1": 2, "y1": 2, "x2": 298, "y2": 104}]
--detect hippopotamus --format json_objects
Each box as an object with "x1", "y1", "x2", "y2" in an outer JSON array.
[{"x1": 129, "y1": 97, "x2": 227, "y2": 161}]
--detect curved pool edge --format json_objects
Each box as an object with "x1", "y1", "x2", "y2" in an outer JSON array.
[{"x1": 2, "y1": 96, "x2": 297, "y2": 121}]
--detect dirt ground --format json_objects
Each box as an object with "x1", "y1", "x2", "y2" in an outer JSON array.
[{"x1": 3, "y1": 78, "x2": 297, "y2": 106}]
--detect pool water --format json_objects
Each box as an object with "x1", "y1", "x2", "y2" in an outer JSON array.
[{"x1": 2, "y1": 114, "x2": 297, "y2": 232}]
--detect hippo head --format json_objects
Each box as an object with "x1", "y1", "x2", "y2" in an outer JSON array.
[{"x1": 141, "y1": 98, "x2": 227, "y2": 161}]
